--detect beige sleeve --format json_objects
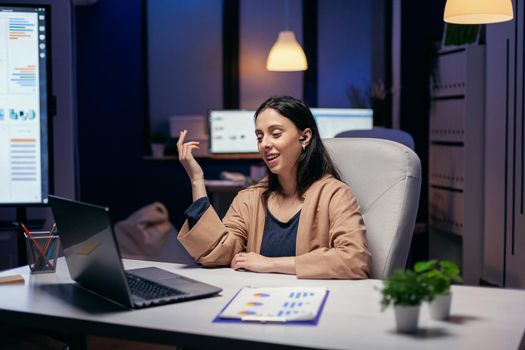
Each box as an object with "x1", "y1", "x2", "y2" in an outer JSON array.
[
  {"x1": 295, "y1": 186, "x2": 371, "y2": 279},
  {"x1": 177, "y1": 192, "x2": 250, "y2": 267}
]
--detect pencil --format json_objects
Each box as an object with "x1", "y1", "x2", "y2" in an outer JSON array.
[{"x1": 19, "y1": 222, "x2": 31, "y2": 236}]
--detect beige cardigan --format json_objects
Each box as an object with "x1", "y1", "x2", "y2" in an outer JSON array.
[{"x1": 178, "y1": 175, "x2": 371, "y2": 279}]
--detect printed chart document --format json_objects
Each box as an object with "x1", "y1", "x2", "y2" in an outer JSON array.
[{"x1": 217, "y1": 287, "x2": 328, "y2": 323}]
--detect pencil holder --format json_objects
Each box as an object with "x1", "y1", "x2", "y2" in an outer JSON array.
[{"x1": 24, "y1": 231, "x2": 60, "y2": 274}]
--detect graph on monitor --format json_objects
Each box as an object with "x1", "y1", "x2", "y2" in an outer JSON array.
[
  {"x1": 0, "y1": 5, "x2": 52, "y2": 205},
  {"x1": 207, "y1": 108, "x2": 373, "y2": 155},
  {"x1": 208, "y1": 110, "x2": 258, "y2": 154}
]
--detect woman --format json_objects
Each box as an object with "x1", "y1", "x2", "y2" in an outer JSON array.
[{"x1": 177, "y1": 96, "x2": 370, "y2": 279}]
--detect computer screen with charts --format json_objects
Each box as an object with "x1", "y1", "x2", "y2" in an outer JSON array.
[
  {"x1": 207, "y1": 108, "x2": 374, "y2": 155},
  {"x1": 310, "y1": 108, "x2": 374, "y2": 138},
  {"x1": 0, "y1": 5, "x2": 52, "y2": 205},
  {"x1": 208, "y1": 110, "x2": 258, "y2": 154}
]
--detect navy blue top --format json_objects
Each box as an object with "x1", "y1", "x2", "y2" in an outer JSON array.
[
  {"x1": 260, "y1": 210, "x2": 299, "y2": 257},
  {"x1": 184, "y1": 197, "x2": 211, "y2": 228},
  {"x1": 184, "y1": 197, "x2": 299, "y2": 257}
]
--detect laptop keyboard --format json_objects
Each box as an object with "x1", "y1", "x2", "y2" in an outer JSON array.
[{"x1": 126, "y1": 272, "x2": 185, "y2": 301}]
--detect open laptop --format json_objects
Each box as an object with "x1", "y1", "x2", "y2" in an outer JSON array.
[{"x1": 48, "y1": 195, "x2": 222, "y2": 309}]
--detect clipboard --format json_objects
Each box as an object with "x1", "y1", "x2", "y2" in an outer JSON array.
[{"x1": 213, "y1": 286, "x2": 329, "y2": 325}]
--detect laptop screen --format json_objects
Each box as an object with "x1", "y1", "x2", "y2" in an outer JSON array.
[{"x1": 49, "y1": 195, "x2": 134, "y2": 307}]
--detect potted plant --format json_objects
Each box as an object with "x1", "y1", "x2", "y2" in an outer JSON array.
[
  {"x1": 151, "y1": 131, "x2": 167, "y2": 158},
  {"x1": 414, "y1": 260, "x2": 462, "y2": 320},
  {"x1": 346, "y1": 80, "x2": 391, "y2": 127},
  {"x1": 380, "y1": 269, "x2": 429, "y2": 333}
]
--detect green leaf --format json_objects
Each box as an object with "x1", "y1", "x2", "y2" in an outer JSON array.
[{"x1": 414, "y1": 260, "x2": 435, "y2": 273}]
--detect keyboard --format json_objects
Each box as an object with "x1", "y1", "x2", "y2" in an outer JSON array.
[{"x1": 126, "y1": 272, "x2": 185, "y2": 301}]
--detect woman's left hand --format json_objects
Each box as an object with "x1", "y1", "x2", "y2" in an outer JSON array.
[{"x1": 231, "y1": 252, "x2": 273, "y2": 273}]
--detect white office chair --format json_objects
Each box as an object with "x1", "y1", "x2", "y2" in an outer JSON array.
[{"x1": 324, "y1": 138, "x2": 422, "y2": 279}]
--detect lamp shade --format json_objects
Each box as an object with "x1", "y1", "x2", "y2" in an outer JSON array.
[
  {"x1": 444, "y1": 0, "x2": 513, "y2": 24},
  {"x1": 266, "y1": 31, "x2": 308, "y2": 72}
]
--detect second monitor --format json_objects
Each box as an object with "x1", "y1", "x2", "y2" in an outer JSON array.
[
  {"x1": 311, "y1": 108, "x2": 373, "y2": 139},
  {"x1": 208, "y1": 108, "x2": 373, "y2": 155}
]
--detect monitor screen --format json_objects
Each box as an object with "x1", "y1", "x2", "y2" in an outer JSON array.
[
  {"x1": 311, "y1": 108, "x2": 373, "y2": 138},
  {"x1": 207, "y1": 108, "x2": 374, "y2": 155},
  {"x1": 209, "y1": 110, "x2": 258, "y2": 154},
  {"x1": 0, "y1": 5, "x2": 52, "y2": 205}
]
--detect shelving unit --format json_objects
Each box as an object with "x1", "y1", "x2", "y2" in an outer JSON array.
[
  {"x1": 483, "y1": 6, "x2": 525, "y2": 288},
  {"x1": 428, "y1": 45, "x2": 485, "y2": 285}
]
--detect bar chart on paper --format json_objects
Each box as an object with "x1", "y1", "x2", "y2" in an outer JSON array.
[{"x1": 217, "y1": 287, "x2": 328, "y2": 323}]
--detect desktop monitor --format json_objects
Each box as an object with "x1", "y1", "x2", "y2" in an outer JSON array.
[
  {"x1": 310, "y1": 108, "x2": 374, "y2": 138},
  {"x1": 208, "y1": 110, "x2": 258, "y2": 154},
  {"x1": 0, "y1": 5, "x2": 52, "y2": 205},
  {"x1": 207, "y1": 108, "x2": 374, "y2": 155}
]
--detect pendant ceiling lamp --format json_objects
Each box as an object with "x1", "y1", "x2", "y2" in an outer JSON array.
[
  {"x1": 266, "y1": 0, "x2": 307, "y2": 72},
  {"x1": 444, "y1": 0, "x2": 513, "y2": 24}
]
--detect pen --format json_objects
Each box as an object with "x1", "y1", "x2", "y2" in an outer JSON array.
[
  {"x1": 43, "y1": 223, "x2": 56, "y2": 252},
  {"x1": 46, "y1": 240, "x2": 56, "y2": 260},
  {"x1": 241, "y1": 316, "x2": 288, "y2": 323}
]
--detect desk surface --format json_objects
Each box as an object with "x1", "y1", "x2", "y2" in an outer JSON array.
[{"x1": 0, "y1": 259, "x2": 524, "y2": 350}]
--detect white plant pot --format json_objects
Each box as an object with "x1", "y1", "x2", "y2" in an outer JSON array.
[
  {"x1": 394, "y1": 305, "x2": 420, "y2": 333},
  {"x1": 151, "y1": 143, "x2": 165, "y2": 158},
  {"x1": 429, "y1": 293, "x2": 452, "y2": 320}
]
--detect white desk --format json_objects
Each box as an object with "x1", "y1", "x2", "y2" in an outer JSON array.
[{"x1": 0, "y1": 258, "x2": 524, "y2": 349}]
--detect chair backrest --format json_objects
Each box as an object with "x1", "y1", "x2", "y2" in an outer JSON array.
[
  {"x1": 335, "y1": 128, "x2": 416, "y2": 151},
  {"x1": 323, "y1": 138, "x2": 422, "y2": 279}
]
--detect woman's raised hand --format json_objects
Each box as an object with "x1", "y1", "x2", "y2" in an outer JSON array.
[{"x1": 177, "y1": 130, "x2": 204, "y2": 181}]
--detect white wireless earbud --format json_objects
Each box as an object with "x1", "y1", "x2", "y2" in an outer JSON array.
[{"x1": 299, "y1": 136, "x2": 306, "y2": 141}]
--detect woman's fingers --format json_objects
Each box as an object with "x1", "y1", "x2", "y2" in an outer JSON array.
[
  {"x1": 176, "y1": 130, "x2": 187, "y2": 155},
  {"x1": 232, "y1": 260, "x2": 246, "y2": 270},
  {"x1": 177, "y1": 130, "x2": 205, "y2": 184},
  {"x1": 181, "y1": 143, "x2": 200, "y2": 160},
  {"x1": 177, "y1": 130, "x2": 187, "y2": 146},
  {"x1": 231, "y1": 252, "x2": 270, "y2": 273},
  {"x1": 186, "y1": 144, "x2": 200, "y2": 156},
  {"x1": 231, "y1": 252, "x2": 248, "y2": 270},
  {"x1": 183, "y1": 143, "x2": 200, "y2": 155},
  {"x1": 178, "y1": 134, "x2": 200, "y2": 159},
  {"x1": 177, "y1": 130, "x2": 202, "y2": 161}
]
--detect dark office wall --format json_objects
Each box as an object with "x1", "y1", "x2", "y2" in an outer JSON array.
[
  {"x1": 400, "y1": 0, "x2": 446, "y2": 224},
  {"x1": 318, "y1": 0, "x2": 373, "y2": 107},
  {"x1": 75, "y1": 0, "x2": 192, "y2": 227},
  {"x1": 75, "y1": 0, "x2": 147, "y2": 221},
  {"x1": 147, "y1": 0, "x2": 223, "y2": 132},
  {"x1": 74, "y1": 0, "x2": 383, "y2": 228},
  {"x1": 75, "y1": 0, "x2": 252, "y2": 227}
]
